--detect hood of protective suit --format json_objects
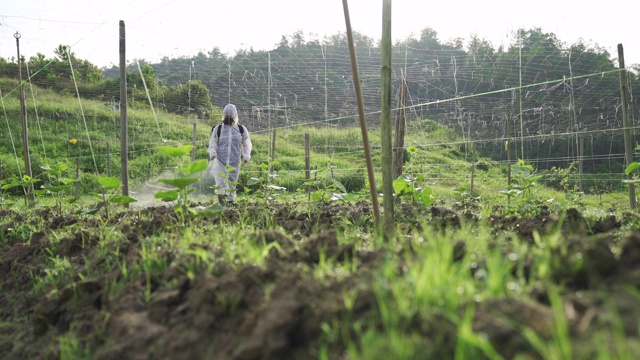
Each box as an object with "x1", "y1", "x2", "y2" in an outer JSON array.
[{"x1": 222, "y1": 104, "x2": 239, "y2": 125}]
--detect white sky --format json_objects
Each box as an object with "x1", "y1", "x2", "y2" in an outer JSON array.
[{"x1": 1, "y1": 0, "x2": 638, "y2": 69}]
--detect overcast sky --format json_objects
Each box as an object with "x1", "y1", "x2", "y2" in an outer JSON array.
[{"x1": 1, "y1": 0, "x2": 638, "y2": 69}]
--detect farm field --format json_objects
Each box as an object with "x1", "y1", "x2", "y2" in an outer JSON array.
[{"x1": 2, "y1": 75, "x2": 640, "y2": 359}]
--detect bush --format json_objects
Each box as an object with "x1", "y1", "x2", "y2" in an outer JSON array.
[
  {"x1": 337, "y1": 172, "x2": 365, "y2": 193},
  {"x1": 476, "y1": 161, "x2": 489, "y2": 171}
]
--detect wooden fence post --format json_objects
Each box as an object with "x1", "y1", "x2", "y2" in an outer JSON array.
[
  {"x1": 579, "y1": 136, "x2": 584, "y2": 193},
  {"x1": 305, "y1": 133, "x2": 311, "y2": 201},
  {"x1": 618, "y1": 44, "x2": 636, "y2": 209},
  {"x1": 119, "y1": 20, "x2": 130, "y2": 202},
  {"x1": 394, "y1": 79, "x2": 408, "y2": 180},
  {"x1": 192, "y1": 115, "x2": 197, "y2": 162},
  {"x1": 470, "y1": 142, "x2": 477, "y2": 197},
  {"x1": 106, "y1": 142, "x2": 111, "y2": 177}
]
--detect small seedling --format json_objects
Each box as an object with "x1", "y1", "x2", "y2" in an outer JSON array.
[
  {"x1": 155, "y1": 144, "x2": 224, "y2": 219},
  {"x1": 1, "y1": 175, "x2": 40, "y2": 207},
  {"x1": 392, "y1": 174, "x2": 435, "y2": 207},
  {"x1": 37, "y1": 164, "x2": 76, "y2": 214},
  {"x1": 81, "y1": 176, "x2": 137, "y2": 218}
]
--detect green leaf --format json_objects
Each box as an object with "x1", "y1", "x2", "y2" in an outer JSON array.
[
  {"x1": 182, "y1": 159, "x2": 208, "y2": 174},
  {"x1": 393, "y1": 178, "x2": 411, "y2": 195},
  {"x1": 158, "y1": 177, "x2": 199, "y2": 189},
  {"x1": 158, "y1": 144, "x2": 192, "y2": 157},
  {"x1": 193, "y1": 203, "x2": 226, "y2": 215},
  {"x1": 500, "y1": 189, "x2": 522, "y2": 197},
  {"x1": 312, "y1": 191, "x2": 326, "y2": 202},
  {"x1": 108, "y1": 195, "x2": 138, "y2": 205},
  {"x1": 43, "y1": 184, "x2": 72, "y2": 193},
  {"x1": 80, "y1": 207, "x2": 101, "y2": 215},
  {"x1": 155, "y1": 190, "x2": 179, "y2": 201},
  {"x1": 332, "y1": 179, "x2": 347, "y2": 193},
  {"x1": 98, "y1": 176, "x2": 121, "y2": 189},
  {"x1": 419, "y1": 187, "x2": 434, "y2": 206},
  {"x1": 258, "y1": 163, "x2": 269, "y2": 170},
  {"x1": 247, "y1": 177, "x2": 262, "y2": 186},
  {"x1": 527, "y1": 175, "x2": 544, "y2": 183},
  {"x1": 625, "y1": 162, "x2": 640, "y2": 175},
  {"x1": 2, "y1": 179, "x2": 21, "y2": 190}
]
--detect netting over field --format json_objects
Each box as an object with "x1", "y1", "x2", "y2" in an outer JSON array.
[{"x1": 1, "y1": 23, "x2": 639, "y2": 196}]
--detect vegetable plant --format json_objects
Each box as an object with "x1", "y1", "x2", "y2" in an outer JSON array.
[
  {"x1": 37, "y1": 163, "x2": 76, "y2": 214},
  {"x1": 82, "y1": 176, "x2": 138, "y2": 218},
  {"x1": 154, "y1": 144, "x2": 224, "y2": 220},
  {"x1": 392, "y1": 174, "x2": 435, "y2": 207}
]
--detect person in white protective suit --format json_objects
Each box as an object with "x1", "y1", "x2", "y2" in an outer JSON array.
[{"x1": 208, "y1": 104, "x2": 252, "y2": 205}]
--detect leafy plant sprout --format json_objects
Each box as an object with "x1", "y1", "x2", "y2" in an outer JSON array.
[
  {"x1": 155, "y1": 144, "x2": 225, "y2": 221},
  {"x1": 81, "y1": 176, "x2": 137, "y2": 219},
  {"x1": 37, "y1": 163, "x2": 76, "y2": 215}
]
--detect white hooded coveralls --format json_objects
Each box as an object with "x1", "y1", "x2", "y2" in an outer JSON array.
[{"x1": 207, "y1": 104, "x2": 252, "y2": 201}]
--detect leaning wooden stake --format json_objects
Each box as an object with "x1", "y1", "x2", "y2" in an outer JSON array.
[
  {"x1": 15, "y1": 32, "x2": 34, "y2": 200},
  {"x1": 305, "y1": 133, "x2": 311, "y2": 201},
  {"x1": 342, "y1": 0, "x2": 381, "y2": 227},
  {"x1": 394, "y1": 79, "x2": 408, "y2": 180},
  {"x1": 380, "y1": 0, "x2": 394, "y2": 236},
  {"x1": 618, "y1": 44, "x2": 636, "y2": 210}
]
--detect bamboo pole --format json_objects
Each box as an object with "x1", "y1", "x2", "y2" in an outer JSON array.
[
  {"x1": 15, "y1": 32, "x2": 34, "y2": 200},
  {"x1": 380, "y1": 0, "x2": 394, "y2": 236},
  {"x1": 618, "y1": 44, "x2": 636, "y2": 209},
  {"x1": 271, "y1": 129, "x2": 277, "y2": 162},
  {"x1": 106, "y1": 142, "x2": 111, "y2": 176},
  {"x1": 394, "y1": 79, "x2": 408, "y2": 180},
  {"x1": 305, "y1": 133, "x2": 311, "y2": 201},
  {"x1": 342, "y1": 0, "x2": 381, "y2": 227},
  {"x1": 578, "y1": 136, "x2": 583, "y2": 193},
  {"x1": 192, "y1": 115, "x2": 197, "y2": 162},
  {"x1": 119, "y1": 21, "x2": 130, "y2": 200},
  {"x1": 470, "y1": 142, "x2": 477, "y2": 197}
]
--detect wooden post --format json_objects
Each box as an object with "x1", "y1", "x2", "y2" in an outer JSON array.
[
  {"x1": 106, "y1": 142, "x2": 111, "y2": 176},
  {"x1": 192, "y1": 115, "x2": 197, "y2": 162},
  {"x1": 394, "y1": 79, "x2": 408, "y2": 180},
  {"x1": 305, "y1": 133, "x2": 311, "y2": 201},
  {"x1": 618, "y1": 44, "x2": 637, "y2": 209},
  {"x1": 578, "y1": 136, "x2": 584, "y2": 193},
  {"x1": 119, "y1": 20, "x2": 130, "y2": 201},
  {"x1": 15, "y1": 32, "x2": 34, "y2": 199},
  {"x1": 75, "y1": 157, "x2": 80, "y2": 198},
  {"x1": 342, "y1": 0, "x2": 381, "y2": 227},
  {"x1": 380, "y1": 0, "x2": 394, "y2": 236},
  {"x1": 270, "y1": 129, "x2": 277, "y2": 173},
  {"x1": 470, "y1": 142, "x2": 477, "y2": 197}
]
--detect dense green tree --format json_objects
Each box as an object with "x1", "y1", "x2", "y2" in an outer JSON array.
[{"x1": 164, "y1": 79, "x2": 212, "y2": 117}]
